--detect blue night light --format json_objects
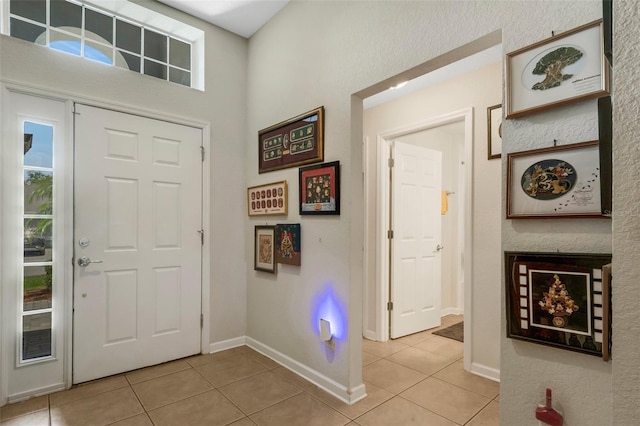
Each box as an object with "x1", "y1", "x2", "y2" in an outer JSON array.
[{"x1": 312, "y1": 285, "x2": 347, "y2": 342}]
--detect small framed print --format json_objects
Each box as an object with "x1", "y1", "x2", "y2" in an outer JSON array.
[
  {"x1": 254, "y1": 225, "x2": 276, "y2": 273},
  {"x1": 487, "y1": 104, "x2": 502, "y2": 160},
  {"x1": 505, "y1": 251, "x2": 612, "y2": 359},
  {"x1": 506, "y1": 141, "x2": 610, "y2": 219},
  {"x1": 299, "y1": 161, "x2": 340, "y2": 215},
  {"x1": 505, "y1": 20, "x2": 609, "y2": 119},
  {"x1": 248, "y1": 181, "x2": 287, "y2": 216},
  {"x1": 275, "y1": 224, "x2": 301, "y2": 266}
]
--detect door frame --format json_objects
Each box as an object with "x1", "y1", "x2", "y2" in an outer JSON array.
[
  {"x1": 0, "y1": 82, "x2": 212, "y2": 399},
  {"x1": 368, "y1": 108, "x2": 472, "y2": 360}
]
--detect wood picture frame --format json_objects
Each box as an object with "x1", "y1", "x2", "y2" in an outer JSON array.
[
  {"x1": 505, "y1": 251, "x2": 612, "y2": 359},
  {"x1": 254, "y1": 225, "x2": 276, "y2": 273},
  {"x1": 275, "y1": 223, "x2": 301, "y2": 266},
  {"x1": 506, "y1": 141, "x2": 610, "y2": 219},
  {"x1": 487, "y1": 104, "x2": 502, "y2": 160},
  {"x1": 248, "y1": 181, "x2": 288, "y2": 216},
  {"x1": 505, "y1": 20, "x2": 609, "y2": 119},
  {"x1": 598, "y1": 96, "x2": 612, "y2": 216},
  {"x1": 258, "y1": 107, "x2": 324, "y2": 174},
  {"x1": 299, "y1": 161, "x2": 340, "y2": 215}
]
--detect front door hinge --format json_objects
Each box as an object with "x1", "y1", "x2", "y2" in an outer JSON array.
[
  {"x1": 200, "y1": 146, "x2": 205, "y2": 161},
  {"x1": 387, "y1": 229, "x2": 394, "y2": 239},
  {"x1": 388, "y1": 158, "x2": 394, "y2": 168},
  {"x1": 387, "y1": 301, "x2": 393, "y2": 311},
  {"x1": 200, "y1": 314, "x2": 204, "y2": 328}
]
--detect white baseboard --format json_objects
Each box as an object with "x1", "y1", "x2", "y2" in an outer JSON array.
[
  {"x1": 363, "y1": 330, "x2": 377, "y2": 341},
  {"x1": 8, "y1": 382, "x2": 66, "y2": 404},
  {"x1": 441, "y1": 307, "x2": 463, "y2": 317},
  {"x1": 469, "y1": 362, "x2": 500, "y2": 382},
  {"x1": 246, "y1": 337, "x2": 367, "y2": 405},
  {"x1": 209, "y1": 336, "x2": 247, "y2": 354}
]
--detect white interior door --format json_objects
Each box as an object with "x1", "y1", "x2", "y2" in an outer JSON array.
[
  {"x1": 73, "y1": 105, "x2": 202, "y2": 383},
  {"x1": 390, "y1": 141, "x2": 442, "y2": 339}
]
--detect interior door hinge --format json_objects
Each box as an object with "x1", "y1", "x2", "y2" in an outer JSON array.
[
  {"x1": 200, "y1": 314, "x2": 204, "y2": 328},
  {"x1": 387, "y1": 301, "x2": 393, "y2": 311},
  {"x1": 198, "y1": 229, "x2": 204, "y2": 245},
  {"x1": 388, "y1": 158, "x2": 394, "y2": 168},
  {"x1": 200, "y1": 146, "x2": 205, "y2": 161},
  {"x1": 387, "y1": 229, "x2": 394, "y2": 239}
]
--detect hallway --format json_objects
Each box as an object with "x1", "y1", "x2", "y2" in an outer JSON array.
[{"x1": 0, "y1": 317, "x2": 498, "y2": 426}]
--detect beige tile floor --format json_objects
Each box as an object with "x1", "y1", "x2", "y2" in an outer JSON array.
[{"x1": 0, "y1": 316, "x2": 499, "y2": 426}]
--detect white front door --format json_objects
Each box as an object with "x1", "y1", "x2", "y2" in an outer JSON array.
[
  {"x1": 390, "y1": 141, "x2": 442, "y2": 339},
  {"x1": 73, "y1": 105, "x2": 203, "y2": 383}
]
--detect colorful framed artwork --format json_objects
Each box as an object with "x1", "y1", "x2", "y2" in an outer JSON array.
[
  {"x1": 505, "y1": 20, "x2": 609, "y2": 119},
  {"x1": 505, "y1": 252, "x2": 612, "y2": 360},
  {"x1": 258, "y1": 107, "x2": 324, "y2": 174},
  {"x1": 506, "y1": 141, "x2": 610, "y2": 219},
  {"x1": 248, "y1": 181, "x2": 288, "y2": 216},
  {"x1": 487, "y1": 104, "x2": 502, "y2": 160},
  {"x1": 254, "y1": 225, "x2": 276, "y2": 273},
  {"x1": 275, "y1": 224, "x2": 301, "y2": 266},
  {"x1": 299, "y1": 161, "x2": 340, "y2": 215}
]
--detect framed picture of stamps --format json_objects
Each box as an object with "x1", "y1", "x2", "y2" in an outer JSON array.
[
  {"x1": 505, "y1": 251, "x2": 612, "y2": 359},
  {"x1": 248, "y1": 181, "x2": 287, "y2": 216},
  {"x1": 258, "y1": 107, "x2": 324, "y2": 174},
  {"x1": 299, "y1": 161, "x2": 340, "y2": 215}
]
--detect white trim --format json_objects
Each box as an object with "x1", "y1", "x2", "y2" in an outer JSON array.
[
  {"x1": 441, "y1": 307, "x2": 463, "y2": 317},
  {"x1": 200, "y1": 123, "x2": 212, "y2": 356},
  {"x1": 0, "y1": 86, "x2": 6, "y2": 407},
  {"x1": 469, "y1": 361, "x2": 500, "y2": 383},
  {"x1": 7, "y1": 382, "x2": 65, "y2": 404},
  {"x1": 246, "y1": 337, "x2": 368, "y2": 405},
  {"x1": 370, "y1": 108, "x2": 473, "y2": 343},
  {"x1": 208, "y1": 336, "x2": 247, "y2": 354}
]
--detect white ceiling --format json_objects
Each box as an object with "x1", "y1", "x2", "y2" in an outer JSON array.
[{"x1": 157, "y1": 0, "x2": 289, "y2": 39}]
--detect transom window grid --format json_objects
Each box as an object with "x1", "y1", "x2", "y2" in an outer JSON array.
[{"x1": 7, "y1": 0, "x2": 192, "y2": 88}]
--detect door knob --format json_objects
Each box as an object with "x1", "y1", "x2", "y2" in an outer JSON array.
[
  {"x1": 77, "y1": 256, "x2": 103, "y2": 267},
  {"x1": 436, "y1": 244, "x2": 444, "y2": 252}
]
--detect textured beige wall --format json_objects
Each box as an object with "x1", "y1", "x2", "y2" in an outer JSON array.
[
  {"x1": 612, "y1": 0, "x2": 640, "y2": 423},
  {"x1": 247, "y1": 1, "x2": 611, "y2": 422}
]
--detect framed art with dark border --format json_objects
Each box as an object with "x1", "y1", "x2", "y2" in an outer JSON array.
[
  {"x1": 299, "y1": 161, "x2": 340, "y2": 215},
  {"x1": 505, "y1": 20, "x2": 609, "y2": 119},
  {"x1": 254, "y1": 225, "x2": 276, "y2": 273},
  {"x1": 506, "y1": 141, "x2": 610, "y2": 219},
  {"x1": 275, "y1": 224, "x2": 301, "y2": 266},
  {"x1": 505, "y1": 251, "x2": 612, "y2": 360},
  {"x1": 258, "y1": 107, "x2": 324, "y2": 174},
  {"x1": 248, "y1": 181, "x2": 288, "y2": 216},
  {"x1": 487, "y1": 104, "x2": 502, "y2": 160}
]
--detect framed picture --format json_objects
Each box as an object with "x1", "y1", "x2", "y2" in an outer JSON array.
[
  {"x1": 598, "y1": 96, "x2": 612, "y2": 216},
  {"x1": 505, "y1": 251, "x2": 612, "y2": 359},
  {"x1": 505, "y1": 20, "x2": 610, "y2": 119},
  {"x1": 299, "y1": 161, "x2": 340, "y2": 215},
  {"x1": 258, "y1": 107, "x2": 324, "y2": 173},
  {"x1": 248, "y1": 181, "x2": 288, "y2": 216},
  {"x1": 275, "y1": 224, "x2": 301, "y2": 266},
  {"x1": 254, "y1": 225, "x2": 276, "y2": 273},
  {"x1": 506, "y1": 141, "x2": 610, "y2": 219},
  {"x1": 487, "y1": 104, "x2": 502, "y2": 160},
  {"x1": 603, "y1": 0, "x2": 612, "y2": 66}
]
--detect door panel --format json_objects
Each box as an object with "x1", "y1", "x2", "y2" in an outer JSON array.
[
  {"x1": 390, "y1": 141, "x2": 442, "y2": 339},
  {"x1": 73, "y1": 105, "x2": 202, "y2": 383}
]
